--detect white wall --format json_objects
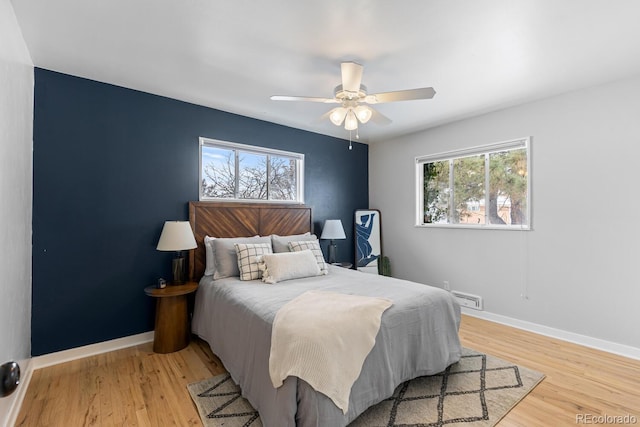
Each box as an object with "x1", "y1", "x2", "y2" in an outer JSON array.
[
  {"x1": 370, "y1": 75, "x2": 640, "y2": 350},
  {"x1": 0, "y1": 0, "x2": 33, "y2": 422}
]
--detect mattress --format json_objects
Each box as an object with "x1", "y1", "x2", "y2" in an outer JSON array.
[{"x1": 192, "y1": 265, "x2": 462, "y2": 426}]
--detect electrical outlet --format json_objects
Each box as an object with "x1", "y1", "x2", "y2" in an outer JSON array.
[{"x1": 443, "y1": 280, "x2": 450, "y2": 291}]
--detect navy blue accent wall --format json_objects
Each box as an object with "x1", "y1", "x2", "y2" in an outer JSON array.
[{"x1": 32, "y1": 68, "x2": 368, "y2": 355}]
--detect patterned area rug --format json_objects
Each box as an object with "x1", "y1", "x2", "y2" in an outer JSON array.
[{"x1": 187, "y1": 348, "x2": 544, "y2": 427}]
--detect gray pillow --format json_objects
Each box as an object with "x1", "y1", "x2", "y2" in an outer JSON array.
[
  {"x1": 271, "y1": 232, "x2": 316, "y2": 253},
  {"x1": 213, "y1": 236, "x2": 271, "y2": 279}
]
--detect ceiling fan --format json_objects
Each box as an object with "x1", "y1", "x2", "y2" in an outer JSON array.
[{"x1": 270, "y1": 61, "x2": 436, "y2": 132}]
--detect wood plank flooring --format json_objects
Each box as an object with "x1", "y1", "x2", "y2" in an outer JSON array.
[
  {"x1": 459, "y1": 315, "x2": 640, "y2": 426},
  {"x1": 15, "y1": 315, "x2": 640, "y2": 426}
]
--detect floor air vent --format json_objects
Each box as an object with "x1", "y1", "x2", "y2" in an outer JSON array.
[{"x1": 451, "y1": 291, "x2": 483, "y2": 310}]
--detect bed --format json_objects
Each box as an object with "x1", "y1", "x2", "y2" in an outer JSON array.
[{"x1": 188, "y1": 201, "x2": 462, "y2": 426}]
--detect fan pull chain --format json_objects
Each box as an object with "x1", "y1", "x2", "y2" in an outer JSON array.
[{"x1": 347, "y1": 128, "x2": 360, "y2": 150}]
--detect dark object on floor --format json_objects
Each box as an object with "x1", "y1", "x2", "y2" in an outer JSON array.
[{"x1": 0, "y1": 361, "x2": 20, "y2": 397}]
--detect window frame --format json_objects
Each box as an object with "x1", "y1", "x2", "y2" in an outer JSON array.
[
  {"x1": 415, "y1": 137, "x2": 531, "y2": 230},
  {"x1": 199, "y1": 137, "x2": 305, "y2": 204}
]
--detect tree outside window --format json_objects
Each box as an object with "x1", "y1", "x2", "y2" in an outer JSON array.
[
  {"x1": 418, "y1": 138, "x2": 529, "y2": 229},
  {"x1": 200, "y1": 139, "x2": 303, "y2": 203}
]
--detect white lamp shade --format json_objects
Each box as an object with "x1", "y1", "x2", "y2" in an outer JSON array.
[
  {"x1": 329, "y1": 107, "x2": 348, "y2": 126},
  {"x1": 320, "y1": 219, "x2": 346, "y2": 240},
  {"x1": 156, "y1": 221, "x2": 197, "y2": 251},
  {"x1": 344, "y1": 110, "x2": 358, "y2": 130},
  {"x1": 355, "y1": 105, "x2": 372, "y2": 123}
]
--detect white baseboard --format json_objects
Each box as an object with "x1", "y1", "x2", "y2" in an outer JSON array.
[
  {"x1": 2, "y1": 331, "x2": 154, "y2": 427},
  {"x1": 32, "y1": 331, "x2": 154, "y2": 369},
  {"x1": 462, "y1": 308, "x2": 640, "y2": 361}
]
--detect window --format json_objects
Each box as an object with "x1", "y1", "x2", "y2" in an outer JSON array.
[
  {"x1": 416, "y1": 137, "x2": 530, "y2": 229},
  {"x1": 199, "y1": 138, "x2": 304, "y2": 203}
]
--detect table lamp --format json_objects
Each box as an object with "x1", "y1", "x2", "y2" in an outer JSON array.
[
  {"x1": 156, "y1": 221, "x2": 197, "y2": 284},
  {"x1": 320, "y1": 219, "x2": 346, "y2": 264}
]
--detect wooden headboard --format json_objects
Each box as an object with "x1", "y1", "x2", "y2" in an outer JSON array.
[{"x1": 188, "y1": 201, "x2": 313, "y2": 280}]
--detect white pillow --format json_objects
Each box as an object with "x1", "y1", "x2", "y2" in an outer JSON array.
[
  {"x1": 288, "y1": 240, "x2": 329, "y2": 275},
  {"x1": 271, "y1": 232, "x2": 316, "y2": 253},
  {"x1": 204, "y1": 235, "x2": 216, "y2": 276},
  {"x1": 258, "y1": 250, "x2": 321, "y2": 284},
  {"x1": 235, "y1": 243, "x2": 273, "y2": 281}
]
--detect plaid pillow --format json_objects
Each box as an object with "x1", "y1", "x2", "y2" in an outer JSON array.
[
  {"x1": 288, "y1": 240, "x2": 328, "y2": 275},
  {"x1": 235, "y1": 243, "x2": 273, "y2": 281}
]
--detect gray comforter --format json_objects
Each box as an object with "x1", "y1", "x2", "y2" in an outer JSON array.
[{"x1": 192, "y1": 266, "x2": 462, "y2": 426}]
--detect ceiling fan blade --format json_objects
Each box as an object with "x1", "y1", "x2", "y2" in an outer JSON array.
[
  {"x1": 369, "y1": 107, "x2": 392, "y2": 125},
  {"x1": 271, "y1": 95, "x2": 338, "y2": 103},
  {"x1": 341, "y1": 62, "x2": 363, "y2": 93},
  {"x1": 365, "y1": 87, "x2": 436, "y2": 104}
]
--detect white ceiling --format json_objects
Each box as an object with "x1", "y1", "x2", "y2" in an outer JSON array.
[{"x1": 11, "y1": 0, "x2": 640, "y2": 143}]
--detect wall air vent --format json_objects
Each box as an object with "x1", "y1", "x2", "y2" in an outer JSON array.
[{"x1": 451, "y1": 291, "x2": 483, "y2": 310}]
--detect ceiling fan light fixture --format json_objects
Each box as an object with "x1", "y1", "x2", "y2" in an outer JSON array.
[
  {"x1": 270, "y1": 62, "x2": 435, "y2": 135},
  {"x1": 329, "y1": 107, "x2": 348, "y2": 126},
  {"x1": 355, "y1": 105, "x2": 372, "y2": 124},
  {"x1": 344, "y1": 110, "x2": 358, "y2": 130}
]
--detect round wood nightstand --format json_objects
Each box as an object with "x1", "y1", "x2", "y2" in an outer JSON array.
[{"x1": 144, "y1": 282, "x2": 198, "y2": 354}]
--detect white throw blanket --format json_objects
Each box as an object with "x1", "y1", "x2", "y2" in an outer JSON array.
[{"x1": 269, "y1": 290, "x2": 393, "y2": 413}]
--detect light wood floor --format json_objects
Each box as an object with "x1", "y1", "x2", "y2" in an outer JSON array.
[{"x1": 15, "y1": 315, "x2": 640, "y2": 426}]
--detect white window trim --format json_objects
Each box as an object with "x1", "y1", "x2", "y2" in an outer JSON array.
[
  {"x1": 415, "y1": 137, "x2": 531, "y2": 230},
  {"x1": 199, "y1": 137, "x2": 305, "y2": 204}
]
